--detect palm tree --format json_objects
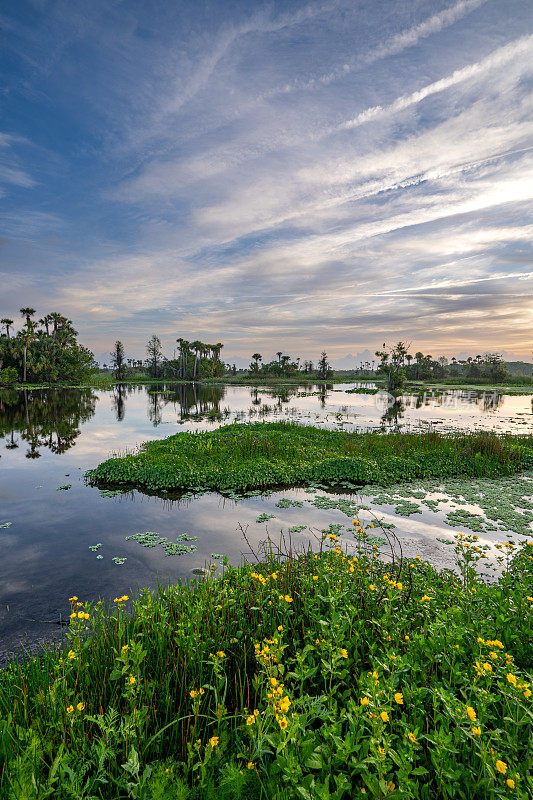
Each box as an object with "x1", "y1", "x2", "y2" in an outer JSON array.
[
  {"x1": 1, "y1": 318, "x2": 14, "y2": 338},
  {"x1": 276, "y1": 351, "x2": 283, "y2": 364},
  {"x1": 20, "y1": 307, "x2": 36, "y2": 327},
  {"x1": 21, "y1": 321, "x2": 36, "y2": 383},
  {"x1": 251, "y1": 353, "x2": 262, "y2": 372}
]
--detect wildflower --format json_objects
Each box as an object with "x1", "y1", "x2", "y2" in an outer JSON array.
[
  {"x1": 360, "y1": 697, "x2": 370, "y2": 706},
  {"x1": 277, "y1": 625, "x2": 283, "y2": 631},
  {"x1": 190, "y1": 690, "x2": 198, "y2": 699},
  {"x1": 421, "y1": 595, "x2": 432, "y2": 602},
  {"x1": 68, "y1": 596, "x2": 78, "y2": 603},
  {"x1": 380, "y1": 711, "x2": 389, "y2": 722},
  {"x1": 369, "y1": 584, "x2": 376, "y2": 591},
  {"x1": 121, "y1": 644, "x2": 129, "y2": 653},
  {"x1": 394, "y1": 692, "x2": 404, "y2": 705},
  {"x1": 247, "y1": 762, "x2": 254, "y2": 770},
  {"x1": 77, "y1": 611, "x2": 85, "y2": 619},
  {"x1": 284, "y1": 595, "x2": 293, "y2": 603},
  {"x1": 404, "y1": 635, "x2": 409, "y2": 641},
  {"x1": 378, "y1": 746, "x2": 385, "y2": 755},
  {"x1": 67, "y1": 650, "x2": 76, "y2": 660},
  {"x1": 312, "y1": 575, "x2": 318, "y2": 581},
  {"x1": 396, "y1": 582, "x2": 403, "y2": 591},
  {"x1": 341, "y1": 649, "x2": 348, "y2": 659},
  {"x1": 66, "y1": 705, "x2": 74, "y2": 714},
  {"x1": 129, "y1": 675, "x2": 136, "y2": 685},
  {"x1": 253, "y1": 708, "x2": 259, "y2": 716},
  {"x1": 506, "y1": 779, "x2": 515, "y2": 789},
  {"x1": 466, "y1": 706, "x2": 477, "y2": 722},
  {"x1": 216, "y1": 651, "x2": 225, "y2": 658},
  {"x1": 477, "y1": 637, "x2": 485, "y2": 644},
  {"x1": 199, "y1": 688, "x2": 205, "y2": 695},
  {"x1": 372, "y1": 671, "x2": 379, "y2": 680},
  {"x1": 507, "y1": 674, "x2": 517, "y2": 687},
  {"x1": 528, "y1": 596, "x2": 533, "y2": 602},
  {"x1": 76, "y1": 702, "x2": 85, "y2": 712},
  {"x1": 495, "y1": 760, "x2": 507, "y2": 775},
  {"x1": 483, "y1": 662, "x2": 492, "y2": 672},
  {"x1": 524, "y1": 688, "x2": 531, "y2": 699},
  {"x1": 246, "y1": 715, "x2": 255, "y2": 725},
  {"x1": 472, "y1": 726, "x2": 481, "y2": 736},
  {"x1": 69, "y1": 612, "x2": 76, "y2": 619},
  {"x1": 407, "y1": 732, "x2": 416, "y2": 743},
  {"x1": 278, "y1": 717, "x2": 288, "y2": 729},
  {"x1": 386, "y1": 782, "x2": 395, "y2": 793},
  {"x1": 209, "y1": 736, "x2": 219, "y2": 748},
  {"x1": 490, "y1": 651, "x2": 498, "y2": 659}
]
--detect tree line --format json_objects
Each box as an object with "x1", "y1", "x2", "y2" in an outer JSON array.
[
  {"x1": 107, "y1": 337, "x2": 226, "y2": 381},
  {"x1": 375, "y1": 342, "x2": 512, "y2": 392},
  {"x1": 0, "y1": 309, "x2": 98, "y2": 386}
]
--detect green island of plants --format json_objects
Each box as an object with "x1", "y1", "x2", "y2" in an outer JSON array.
[
  {"x1": 1, "y1": 525, "x2": 532, "y2": 799},
  {"x1": 87, "y1": 422, "x2": 533, "y2": 493}
]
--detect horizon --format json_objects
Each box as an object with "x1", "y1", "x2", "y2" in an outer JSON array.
[{"x1": 1, "y1": 0, "x2": 532, "y2": 359}]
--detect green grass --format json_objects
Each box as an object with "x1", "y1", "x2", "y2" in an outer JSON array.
[
  {"x1": 1, "y1": 530, "x2": 532, "y2": 799},
  {"x1": 87, "y1": 422, "x2": 533, "y2": 494}
]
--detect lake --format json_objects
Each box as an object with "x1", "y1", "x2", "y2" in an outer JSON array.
[{"x1": 0, "y1": 382, "x2": 531, "y2": 662}]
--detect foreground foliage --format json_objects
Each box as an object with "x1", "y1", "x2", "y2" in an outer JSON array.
[
  {"x1": 88, "y1": 422, "x2": 533, "y2": 493},
  {"x1": 1, "y1": 527, "x2": 532, "y2": 799}
]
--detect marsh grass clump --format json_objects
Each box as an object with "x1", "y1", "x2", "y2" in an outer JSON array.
[
  {"x1": 1, "y1": 527, "x2": 532, "y2": 799},
  {"x1": 87, "y1": 422, "x2": 533, "y2": 494}
]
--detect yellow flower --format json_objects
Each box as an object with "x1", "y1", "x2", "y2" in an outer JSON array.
[
  {"x1": 69, "y1": 612, "x2": 77, "y2": 619},
  {"x1": 378, "y1": 746, "x2": 385, "y2": 755},
  {"x1": 394, "y1": 692, "x2": 404, "y2": 705},
  {"x1": 190, "y1": 690, "x2": 198, "y2": 698},
  {"x1": 247, "y1": 762, "x2": 254, "y2": 770},
  {"x1": 506, "y1": 779, "x2": 515, "y2": 789},
  {"x1": 277, "y1": 625, "x2": 283, "y2": 631},
  {"x1": 360, "y1": 697, "x2": 370, "y2": 706},
  {"x1": 495, "y1": 760, "x2": 507, "y2": 775},
  {"x1": 278, "y1": 717, "x2": 288, "y2": 729},
  {"x1": 246, "y1": 715, "x2": 255, "y2": 725},
  {"x1": 76, "y1": 702, "x2": 85, "y2": 712},
  {"x1": 77, "y1": 611, "x2": 85, "y2": 619},
  {"x1": 253, "y1": 708, "x2": 259, "y2": 716},
  {"x1": 66, "y1": 705, "x2": 74, "y2": 714},
  {"x1": 67, "y1": 650, "x2": 76, "y2": 660},
  {"x1": 421, "y1": 595, "x2": 432, "y2": 602},
  {"x1": 121, "y1": 644, "x2": 129, "y2": 652},
  {"x1": 466, "y1": 706, "x2": 476, "y2": 722},
  {"x1": 472, "y1": 726, "x2": 481, "y2": 736},
  {"x1": 527, "y1": 596, "x2": 533, "y2": 602},
  {"x1": 524, "y1": 688, "x2": 531, "y2": 699},
  {"x1": 407, "y1": 732, "x2": 416, "y2": 743},
  {"x1": 341, "y1": 649, "x2": 348, "y2": 659},
  {"x1": 483, "y1": 662, "x2": 492, "y2": 672},
  {"x1": 284, "y1": 595, "x2": 293, "y2": 603},
  {"x1": 404, "y1": 635, "x2": 409, "y2": 641},
  {"x1": 216, "y1": 651, "x2": 225, "y2": 658},
  {"x1": 129, "y1": 675, "x2": 136, "y2": 685},
  {"x1": 490, "y1": 651, "x2": 498, "y2": 659},
  {"x1": 312, "y1": 575, "x2": 318, "y2": 581},
  {"x1": 380, "y1": 711, "x2": 389, "y2": 723},
  {"x1": 396, "y1": 582, "x2": 403, "y2": 591},
  {"x1": 209, "y1": 736, "x2": 219, "y2": 748},
  {"x1": 507, "y1": 673, "x2": 517, "y2": 687},
  {"x1": 477, "y1": 637, "x2": 485, "y2": 644},
  {"x1": 68, "y1": 596, "x2": 78, "y2": 603},
  {"x1": 369, "y1": 584, "x2": 376, "y2": 592}
]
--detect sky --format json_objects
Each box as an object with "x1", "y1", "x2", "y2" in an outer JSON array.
[{"x1": 1, "y1": 0, "x2": 532, "y2": 366}]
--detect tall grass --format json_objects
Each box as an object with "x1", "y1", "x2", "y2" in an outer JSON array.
[{"x1": 87, "y1": 422, "x2": 533, "y2": 493}]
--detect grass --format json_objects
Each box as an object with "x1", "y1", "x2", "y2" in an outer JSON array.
[
  {"x1": 87, "y1": 422, "x2": 533, "y2": 494},
  {"x1": 0, "y1": 527, "x2": 532, "y2": 799}
]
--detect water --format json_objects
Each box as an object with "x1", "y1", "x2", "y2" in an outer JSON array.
[{"x1": 0, "y1": 382, "x2": 531, "y2": 662}]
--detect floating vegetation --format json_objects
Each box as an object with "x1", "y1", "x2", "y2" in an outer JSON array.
[
  {"x1": 87, "y1": 422, "x2": 533, "y2": 494},
  {"x1": 275, "y1": 498, "x2": 304, "y2": 508},
  {"x1": 210, "y1": 553, "x2": 224, "y2": 559},
  {"x1": 125, "y1": 531, "x2": 198, "y2": 557},
  {"x1": 256, "y1": 513, "x2": 275, "y2": 523},
  {"x1": 96, "y1": 555, "x2": 103, "y2": 560},
  {"x1": 88, "y1": 543, "x2": 103, "y2": 552},
  {"x1": 56, "y1": 484, "x2": 71, "y2": 491},
  {"x1": 0, "y1": 522, "x2": 12, "y2": 528},
  {"x1": 99, "y1": 488, "x2": 126, "y2": 498},
  {"x1": 111, "y1": 557, "x2": 127, "y2": 565},
  {"x1": 393, "y1": 500, "x2": 423, "y2": 516},
  {"x1": 288, "y1": 525, "x2": 307, "y2": 533}
]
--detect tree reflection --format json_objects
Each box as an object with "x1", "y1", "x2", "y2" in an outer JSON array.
[{"x1": 0, "y1": 388, "x2": 97, "y2": 456}]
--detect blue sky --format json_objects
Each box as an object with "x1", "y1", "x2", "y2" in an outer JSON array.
[{"x1": 1, "y1": 0, "x2": 532, "y2": 365}]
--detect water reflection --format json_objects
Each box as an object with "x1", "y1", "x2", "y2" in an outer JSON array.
[{"x1": 0, "y1": 388, "x2": 97, "y2": 457}]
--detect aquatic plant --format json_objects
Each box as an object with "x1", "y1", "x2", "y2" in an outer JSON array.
[{"x1": 87, "y1": 422, "x2": 533, "y2": 495}]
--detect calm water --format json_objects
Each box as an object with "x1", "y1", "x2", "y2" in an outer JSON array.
[{"x1": 0, "y1": 383, "x2": 531, "y2": 662}]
